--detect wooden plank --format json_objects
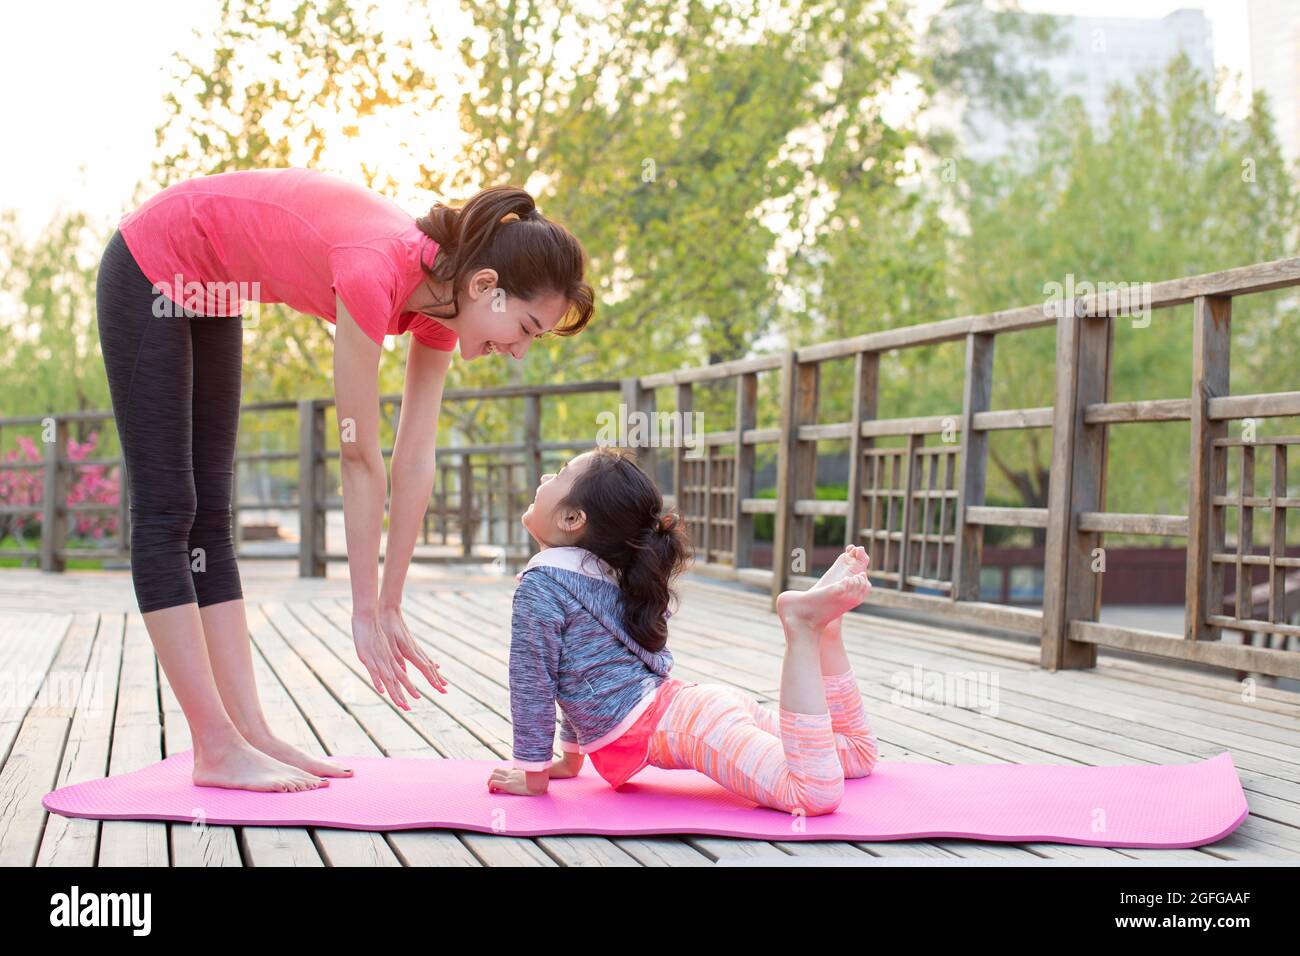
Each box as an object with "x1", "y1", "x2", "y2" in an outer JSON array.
[
  {"x1": 1084, "y1": 399, "x2": 1192, "y2": 424},
  {"x1": 1209, "y1": 391, "x2": 1300, "y2": 420},
  {"x1": 897, "y1": 434, "x2": 921, "y2": 591},
  {"x1": 1236, "y1": 443, "x2": 1256, "y2": 627},
  {"x1": 674, "y1": 383, "x2": 694, "y2": 554},
  {"x1": 1268, "y1": 445, "x2": 1288, "y2": 631},
  {"x1": 620, "y1": 377, "x2": 658, "y2": 493},
  {"x1": 98, "y1": 613, "x2": 168, "y2": 866},
  {"x1": 37, "y1": 613, "x2": 126, "y2": 866},
  {"x1": 952, "y1": 333, "x2": 994, "y2": 600},
  {"x1": 639, "y1": 353, "x2": 783, "y2": 389},
  {"x1": 40, "y1": 417, "x2": 68, "y2": 572},
  {"x1": 1073, "y1": 620, "x2": 1300, "y2": 680},
  {"x1": 1187, "y1": 297, "x2": 1234, "y2": 642},
  {"x1": 0, "y1": 613, "x2": 89, "y2": 866},
  {"x1": 298, "y1": 400, "x2": 326, "y2": 577},
  {"x1": 731, "y1": 374, "x2": 758, "y2": 569},
  {"x1": 1041, "y1": 309, "x2": 1112, "y2": 670},
  {"x1": 844, "y1": 352, "x2": 880, "y2": 551},
  {"x1": 965, "y1": 506, "x2": 1048, "y2": 528},
  {"x1": 1077, "y1": 513, "x2": 1188, "y2": 536}
]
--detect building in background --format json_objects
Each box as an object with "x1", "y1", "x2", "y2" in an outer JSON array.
[
  {"x1": 1248, "y1": 0, "x2": 1300, "y2": 161},
  {"x1": 952, "y1": 8, "x2": 1215, "y2": 163}
]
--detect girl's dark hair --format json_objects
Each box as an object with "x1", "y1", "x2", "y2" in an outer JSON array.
[
  {"x1": 415, "y1": 185, "x2": 594, "y2": 337},
  {"x1": 560, "y1": 446, "x2": 692, "y2": 653}
]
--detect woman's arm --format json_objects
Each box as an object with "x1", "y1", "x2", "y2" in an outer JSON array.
[
  {"x1": 381, "y1": 338, "x2": 452, "y2": 607},
  {"x1": 333, "y1": 296, "x2": 441, "y2": 708}
]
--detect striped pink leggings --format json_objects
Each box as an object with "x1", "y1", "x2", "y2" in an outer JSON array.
[{"x1": 645, "y1": 670, "x2": 878, "y2": 816}]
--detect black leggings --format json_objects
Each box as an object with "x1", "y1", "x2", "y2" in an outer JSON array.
[{"x1": 96, "y1": 229, "x2": 245, "y2": 613}]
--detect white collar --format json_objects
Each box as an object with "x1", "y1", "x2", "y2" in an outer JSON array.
[{"x1": 515, "y1": 546, "x2": 619, "y2": 586}]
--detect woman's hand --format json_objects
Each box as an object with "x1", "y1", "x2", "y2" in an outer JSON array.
[
  {"x1": 487, "y1": 768, "x2": 545, "y2": 796},
  {"x1": 353, "y1": 604, "x2": 447, "y2": 710}
]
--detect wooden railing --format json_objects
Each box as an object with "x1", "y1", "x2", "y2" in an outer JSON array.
[{"x1": 3, "y1": 257, "x2": 1298, "y2": 678}]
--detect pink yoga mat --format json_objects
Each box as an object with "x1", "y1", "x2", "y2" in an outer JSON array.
[{"x1": 43, "y1": 751, "x2": 1248, "y2": 848}]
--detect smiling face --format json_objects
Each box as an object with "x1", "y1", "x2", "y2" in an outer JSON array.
[
  {"x1": 521, "y1": 451, "x2": 596, "y2": 547},
  {"x1": 408, "y1": 268, "x2": 570, "y2": 361}
]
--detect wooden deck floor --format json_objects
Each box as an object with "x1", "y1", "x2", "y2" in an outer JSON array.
[{"x1": 1, "y1": 564, "x2": 1298, "y2": 866}]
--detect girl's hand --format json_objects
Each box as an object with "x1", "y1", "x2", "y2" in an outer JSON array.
[
  {"x1": 487, "y1": 768, "x2": 542, "y2": 796},
  {"x1": 353, "y1": 605, "x2": 447, "y2": 710}
]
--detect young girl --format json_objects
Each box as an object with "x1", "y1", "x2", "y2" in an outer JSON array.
[
  {"x1": 488, "y1": 446, "x2": 879, "y2": 817},
  {"x1": 98, "y1": 168, "x2": 594, "y2": 792}
]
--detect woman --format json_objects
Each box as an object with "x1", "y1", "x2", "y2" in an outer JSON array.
[{"x1": 96, "y1": 167, "x2": 594, "y2": 792}]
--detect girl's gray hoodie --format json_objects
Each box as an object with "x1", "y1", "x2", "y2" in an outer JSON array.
[{"x1": 509, "y1": 546, "x2": 674, "y2": 770}]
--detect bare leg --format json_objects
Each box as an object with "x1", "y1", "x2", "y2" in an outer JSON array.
[
  {"x1": 143, "y1": 604, "x2": 327, "y2": 792},
  {"x1": 810, "y1": 544, "x2": 871, "y2": 675},
  {"x1": 199, "y1": 598, "x2": 353, "y2": 778},
  {"x1": 773, "y1": 573, "x2": 872, "y2": 714}
]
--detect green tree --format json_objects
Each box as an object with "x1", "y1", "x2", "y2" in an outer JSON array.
[{"x1": 950, "y1": 53, "x2": 1300, "y2": 531}]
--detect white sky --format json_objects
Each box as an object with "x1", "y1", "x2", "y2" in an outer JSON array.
[{"x1": 0, "y1": 0, "x2": 1256, "y2": 238}]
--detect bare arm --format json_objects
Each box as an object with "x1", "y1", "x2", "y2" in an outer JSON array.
[
  {"x1": 380, "y1": 338, "x2": 453, "y2": 607},
  {"x1": 333, "y1": 296, "x2": 443, "y2": 708},
  {"x1": 332, "y1": 294, "x2": 386, "y2": 616}
]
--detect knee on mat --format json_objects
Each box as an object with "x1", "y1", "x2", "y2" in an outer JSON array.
[
  {"x1": 841, "y1": 738, "x2": 880, "y2": 779},
  {"x1": 797, "y1": 794, "x2": 843, "y2": 817},
  {"x1": 792, "y1": 779, "x2": 844, "y2": 816}
]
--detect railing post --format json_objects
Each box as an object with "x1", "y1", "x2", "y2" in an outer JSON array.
[
  {"x1": 524, "y1": 392, "x2": 542, "y2": 557},
  {"x1": 297, "y1": 400, "x2": 326, "y2": 577},
  {"x1": 460, "y1": 453, "x2": 475, "y2": 557},
  {"x1": 844, "y1": 352, "x2": 879, "y2": 550},
  {"x1": 621, "y1": 377, "x2": 658, "y2": 490},
  {"x1": 40, "y1": 416, "x2": 69, "y2": 572},
  {"x1": 772, "y1": 352, "x2": 819, "y2": 607},
  {"x1": 1186, "y1": 294, "x2": 1231, "y2": 641},
  {"x1": 674, "y1": 383, "x2": 693, "y2": 528},
  {"x1": 951, "y1": 333, "x2": 995, "y2": 600},
  {"x1": 898, "y1": 432, "x2": 921, "y2": 590},
  {"x1": 732, "y1": 372, "x2": 758, "y2": 570},
  {"x1": 1042, "y1": 303, "x2": 1112, "y2": 670}
]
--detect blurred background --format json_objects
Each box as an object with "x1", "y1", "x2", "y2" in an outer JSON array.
[{"x1": 0, "y1": 0, "x2": 1296, "y2": 623}]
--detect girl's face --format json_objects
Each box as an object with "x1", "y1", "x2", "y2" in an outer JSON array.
[
  {"x1": 521, "y1": 452, "x2": 595, "y2": 547},
  {"x1": 410, "y1": 269, "x2": 570, "y2": 361}
]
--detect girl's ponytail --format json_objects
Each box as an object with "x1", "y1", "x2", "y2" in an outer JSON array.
[{"x1": 618, "y1": 510, "x2": 691, "y2": 651}]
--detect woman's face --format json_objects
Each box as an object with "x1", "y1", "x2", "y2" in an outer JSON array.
[
  {"x1": 521, "y1": 451, "x2": 595, "y2": 546},
  {"x1": 415, "y1": 269, "x2": 570, "y2": 361}
]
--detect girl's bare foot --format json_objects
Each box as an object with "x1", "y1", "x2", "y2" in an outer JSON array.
[
  {"x1": 776, "y1": 572, "x2": 871, "y2": 633},
  {"x1": 812, "y1": 545, "x2": 871, "y2": 591},
  {"x1": 193, "y1": 740, "x2": 329, "y2": 793},
  {"x1": 246, "y1": 733, "x2": 354, "y2": 778}
]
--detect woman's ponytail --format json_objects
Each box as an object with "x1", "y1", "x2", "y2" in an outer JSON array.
[{"x1": 415, "y1": 185, "x2": 592, "y2": 336}]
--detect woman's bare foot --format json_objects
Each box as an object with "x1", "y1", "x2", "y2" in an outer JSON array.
[
  {"x1": 812, "y1": 545, "x2": 871, "y2": 591},
  {"x1": 193, "y1": 739, "x2": 329, "y2": 793},
  {"x1": 245, "y1": 733, "x2": 354, "y2": 778},
  {"x1": 776, "y1": 572, "x2": 871, "y2": 633}
]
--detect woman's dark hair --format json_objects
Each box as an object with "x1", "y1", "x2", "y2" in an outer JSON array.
[
  {"x1": 559, "y1": 446, "x2": 692, "y2": 653},
  {"x1": 415, "y1": 185, "x2": 594, "y2": 336}
]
